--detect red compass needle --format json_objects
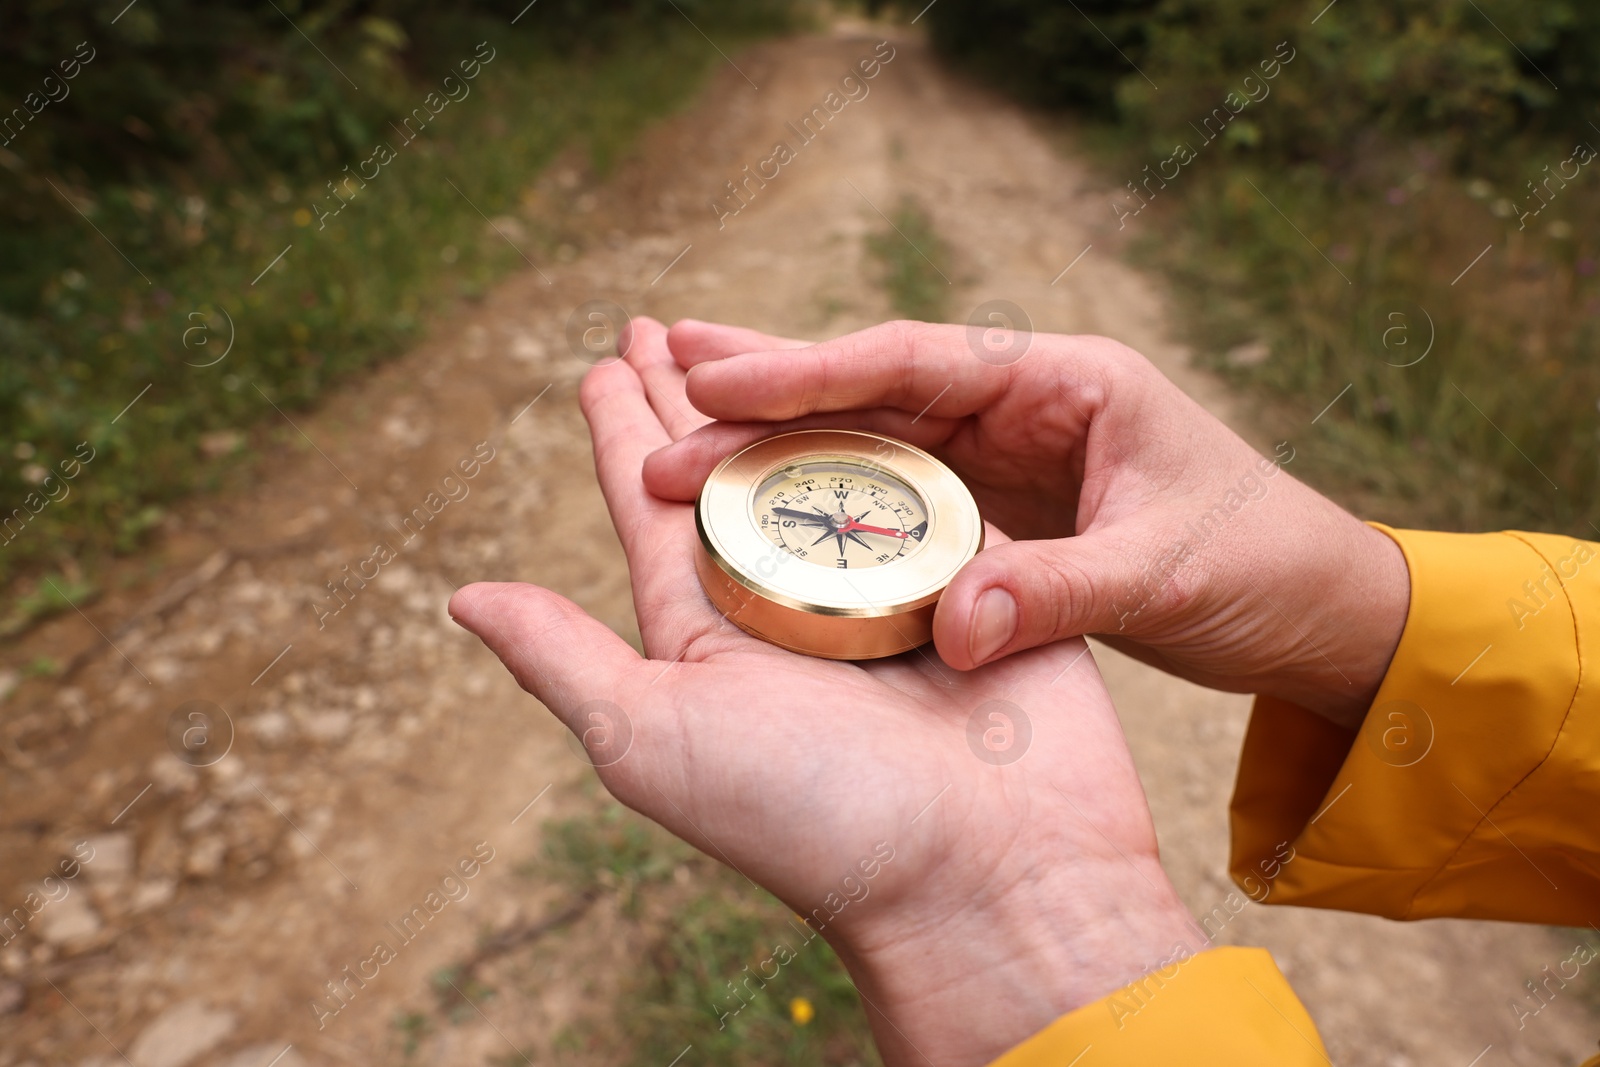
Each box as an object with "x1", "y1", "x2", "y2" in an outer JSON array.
[{"x1": 840, "y1": 518, "x2": 910, "y2": 539}]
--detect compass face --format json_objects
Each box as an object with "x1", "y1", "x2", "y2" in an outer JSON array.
[
  {"x1": 694, "y1": 429, "x2": 984, "y2": 660},
  {"x1": 755, "y1": 459, "x2": 930, "y2": 570}
]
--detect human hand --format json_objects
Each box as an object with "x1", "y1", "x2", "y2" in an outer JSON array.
[
  {"x1": 645, "y1": 319, "x2": 1411, "y2": 729},
  {"x1": 449, "y1": 318, "x2": 1199, "y2": 1066}
]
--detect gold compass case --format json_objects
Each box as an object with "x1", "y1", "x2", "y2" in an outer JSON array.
[{"x1": 694, "y1": 429, "x2": 984, "y2": 660}]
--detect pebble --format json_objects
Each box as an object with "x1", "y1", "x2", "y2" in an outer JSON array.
[
  {"x1": 34, "y1": 887, "x2": 102, "y2": 950},
  {"x1": 0, "y1": 978, "x2": 23, "y2": 1015},
  {"x1": 82, "y1": 832, "x2": 136, "y2": 883},
  {"x1": 132, "y1": 879, "x2": 178, "y2": 913},
  {"x1": 1225, "y1": 340, "x2": 1272, "y2": 367},
  {"x1": 181, "y1": 799, "x2": 222, "y2": 834},
  {"x1": 215, "y1": 1043, "x2": 307, "y2": 1067},
  {"x1": 127, "y1": 1000, "x2": 236, "y2": 1067},
  {"x1": 301, "y1": 710, "x2": 351, "y2": 743},
  {"x1": 150, "y1": 753, "x2": 200, "y2": 795},
  {"x1": 184, "y1": 837, "x2": 227, "y2": 879},
  {"x1": 248, "y1": 711, "x2": 293, "y2": 748}
]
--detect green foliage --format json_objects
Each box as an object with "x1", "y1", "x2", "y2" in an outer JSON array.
[
  {"x1": 618, "y1": 889, "x2": 877, "y2": 1067},
  {"x1": 926, "y1": 0, "x2": 1161, "y2": 113},
  {"x1": 0, "y1": 2, "x2": 795, "y2": 590},
  {"x1": 392, "y1": 1008, "x2": 431, "y2": 1058},
  {"x1": 540, "y1": 803, "x2": 689, "y2": 918},
  {"x1": 1141, "y1": 156, "x2": 1600, "y2": 533},
  {"x1": 0, "y1": 571, "x2": 96, "y2": 636},
  {"x1": 542, "y1": 806, "x2": 879, "y2": 1066},
  {"x1": 927, "y1": 0, "x2": 1600, "y2": 147},
  {"x1": 925, "y1": 0, "x2": 1600, "y2": 534},
  {"x1": 0, "y1": 1, "x2": 794, "y2": 185},
  {"x1": 865, "y1": 196, "x2": 951, "y2": 322}
]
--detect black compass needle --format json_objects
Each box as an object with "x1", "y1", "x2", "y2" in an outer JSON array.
[{"x1": 772, "y1": 506, "x2": 831, "y2": 527}]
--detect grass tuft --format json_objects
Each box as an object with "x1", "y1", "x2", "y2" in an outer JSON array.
[{"x1": 865, "y1": 196, "x2": 952, "y2": 322}]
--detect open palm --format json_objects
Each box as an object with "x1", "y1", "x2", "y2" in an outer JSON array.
[{"x1": 449, "y1": 318, "x2": 1194, "y2": 1066}]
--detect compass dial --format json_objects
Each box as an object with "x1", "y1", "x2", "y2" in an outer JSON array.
[
  {"x1": 694, "y1": 429, "x2": 983, "y2": 660},
  {"x1": 755, "y1": 460, "x2": 930, "y2": 570}
]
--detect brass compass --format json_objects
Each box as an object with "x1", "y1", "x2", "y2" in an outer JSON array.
[{"x1": 694, "y1": 429, "x2": 984, "y2": 659}]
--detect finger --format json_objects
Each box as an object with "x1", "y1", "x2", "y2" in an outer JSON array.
[
  {"x1": 683, "y1": 320, "x2": 1048, "y2": 422},
  {"x1": 666, "y1": 318, "x2": 811, "y2": 369},
  {"x1": 642, "y1": 410, "x2": 961, "y2": 502},
  {"x1": 621, "y1": 316, "x2": 711, "y2": 440},
  {"x1": 580, "y1": 357, "x2": 745, "y2": 661},
  {"x1": 577, "y1": 357, "x2": 691, "y2": 605},
  {"x1": 932, "y1": 532, "x2": 1154, "y2": 671},
  {"x1": 449, "y1": 582, "x2": 644, "y2": 727}
]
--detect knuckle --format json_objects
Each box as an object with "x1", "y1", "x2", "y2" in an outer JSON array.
[{"x1": 1031, "y1": 549, "x2": 1101, "y2": 638}]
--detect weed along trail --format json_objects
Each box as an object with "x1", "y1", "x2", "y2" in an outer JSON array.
[{"x1": 4, "y1": 27, "x2": 1594, "y2": 1066}]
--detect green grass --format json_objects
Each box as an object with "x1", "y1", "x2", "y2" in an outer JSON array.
[
  {"x1": 1111, "y1": 138, "x2": 1600, "y2": 538},
  {"x1": 865, "y1": 196, "x2": 952, "y2": 322},
  {"x1": 0, "y1": 16, "x2": 789, "y2": 595},
  {"x1": 541, "y1": 805, "x2": 881, "y2": 1067}
]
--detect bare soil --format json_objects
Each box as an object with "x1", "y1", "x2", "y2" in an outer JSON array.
[{"x1": 2, "y1": 23, "x2": 1594, "y2": 1067}]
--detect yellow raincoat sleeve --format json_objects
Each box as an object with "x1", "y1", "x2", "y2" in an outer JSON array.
[{"x1": 989, "y1": 527, "x2": 1600, "y2": 1066}]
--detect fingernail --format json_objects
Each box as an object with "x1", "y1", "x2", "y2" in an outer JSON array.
[{"x1": 969, "y1": 587, "x2": 1018, "y2": 665}]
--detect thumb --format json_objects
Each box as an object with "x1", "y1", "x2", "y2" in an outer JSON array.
[
  {"x1": 933, "y1": 534, "x2": 1160, "y2": 670},
  {"x1": 449, "y1": 582, "x2": 644, "y2": 726}
]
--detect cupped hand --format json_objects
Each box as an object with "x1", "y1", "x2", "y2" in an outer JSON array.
[
  {"x1": 646, "y1": 319, "x2": 1411, "y2": 728},
  {"x1": 450, "y1": 318, "x2": 1198, "y2": 1066}
]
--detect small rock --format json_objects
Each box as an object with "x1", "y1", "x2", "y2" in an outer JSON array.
[
  {"x1": 0, "y1": 668, "x2": 19, "y2": 703},
  {"x1": 81, "y1": 832, "x2": 136, "y2": 883},
  {"x1": 86, "y1": 769, "x2": 118, "y2": 804},
  {"x1": 34, "y1": 887, "x2": 102, "y2": 950},
  {"x1": 198, "y1": 431, "x2": 242, "y2": 459},
  {"x1": 281, "y1": 506, "x2": 329, "y2": 538},
  {"x1": 486, "y1": 214, "x2": 527, "y2": 243},
  {"x1": 0, "y1": 978, "x2": 23, "y2": 1015},
  {"x1": 184, "y1": 837, "x2": 226, "y2": 879},
  {"x1": 380, "y1": 414, "x2": 428, "y2": 449},
  {"x1": 207, "y1": 757, "x2": 243, "y2": 784},
  {"x1": 128, "y1": 1000, "x2": 236, "y2": 1067},
  {"x1": 216, "y1": 1043, "x2": 307, "y2": 1067},
  {"x1": 150, "y1": 753, "x2": 200, "y2": 795},
  {"x1": 248, "y1": 711, "x2": 293, "y2": 748},
  {"x1": 510, "y1": 333, "x2": 545, "y2": 363},
  {"x1": 132, "y1": 880, "x2": 177, "y2": 913},
  {"x1": 302, "y1": 710, "x2": 351, "y2": 743},
  {"x1": 146, "y1": 657, "x2": 184, "y2": 684},
  {"x1": 180, "y1": 799, "x2": 222, "y2": 834},
  {"x1": 1224, "y1": 340, "x2": 1272, "y2": 368}
]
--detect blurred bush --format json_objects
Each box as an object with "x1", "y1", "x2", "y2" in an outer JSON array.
[
  {"x1": 0, "y1": 0, "x2": 789, "y2": 187},
  {"x1": 0, "y1": 0, "x2": 793, "y2": 591},
  {"x1": 926, "y1": 0, "x2": 1600, "y2": 534},
  {"x1": 927, "y1": 0, "x2": 1600, "y2": 149},
  {"x1": 926, "y1": 0, "x2": 1161, "y2": 113}
]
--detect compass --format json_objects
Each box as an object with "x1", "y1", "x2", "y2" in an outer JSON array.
[{"x1": 694, "y1": 429, "x2": 984, "y2": 660}]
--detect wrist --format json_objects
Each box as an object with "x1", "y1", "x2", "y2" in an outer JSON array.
[
  {"x1": 1267, "y1": 517, "x2": 1411, "y2": 730},
  {"x1": 829, "y1": 849, "x2": 1200, "y2": 1066}
]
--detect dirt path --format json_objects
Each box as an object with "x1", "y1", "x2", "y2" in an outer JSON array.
[{"x1": 3, "y1": 23, "x2": 1593, "y2": 1067}]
